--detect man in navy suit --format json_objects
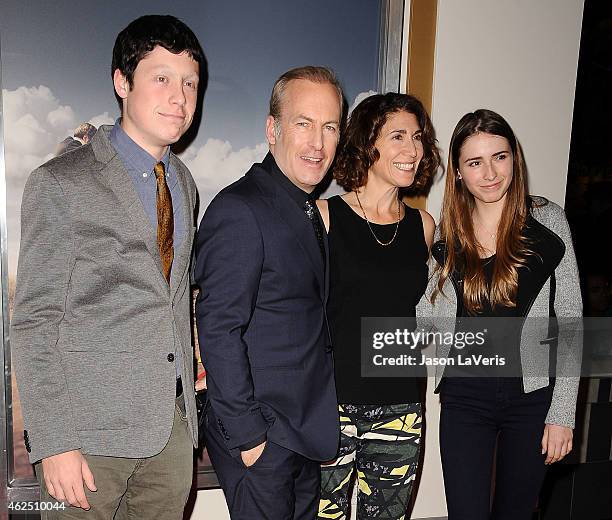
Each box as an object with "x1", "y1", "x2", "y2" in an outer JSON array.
[{"x1": 194, "y1": 66, "x2": 342, "y2": 519}]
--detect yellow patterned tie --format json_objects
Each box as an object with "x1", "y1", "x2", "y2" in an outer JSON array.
[{"x1": 154, "y1": 162, "x2": 174, "y2": 282}]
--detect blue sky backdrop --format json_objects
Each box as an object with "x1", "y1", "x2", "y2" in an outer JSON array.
[{"x1": 1, "y1": 0, "x2": 381, "y2": 272}]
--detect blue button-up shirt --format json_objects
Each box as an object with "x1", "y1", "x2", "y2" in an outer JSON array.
[
  {"x1": 110, "y1": 121, "x2": 185, "y2": 378},
  {"x1": 109, "y1": 121, "x2": 185, "y2": 249}
]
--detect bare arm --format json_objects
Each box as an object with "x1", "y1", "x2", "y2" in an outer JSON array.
[{"x1": 418, "y1": 208, "x2": 436, "y2": 252}]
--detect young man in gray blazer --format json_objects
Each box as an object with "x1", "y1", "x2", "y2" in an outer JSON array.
[{"x1": 10, "y1": 15, "x2": 204, "y2": 518}]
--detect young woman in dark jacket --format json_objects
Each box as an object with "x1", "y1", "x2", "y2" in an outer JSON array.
[{"x1": 418, "y1": 109, "x2": 582, "y2": 520}]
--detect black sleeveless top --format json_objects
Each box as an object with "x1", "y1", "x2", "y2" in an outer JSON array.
[{"x1": 327, "y1": 195, "x2": 428, "y2": 404}]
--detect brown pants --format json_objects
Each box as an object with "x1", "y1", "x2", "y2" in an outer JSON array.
[{"x1": 36, "y1": 395, "x2": 193, "y2": 520}]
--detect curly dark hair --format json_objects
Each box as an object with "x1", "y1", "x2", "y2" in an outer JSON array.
[{"x1": 334, "y1": 93, "x2": 440, "y2": 193}]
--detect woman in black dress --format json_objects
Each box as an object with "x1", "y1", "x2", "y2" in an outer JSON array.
[{"x1": 316, "y1": 93, "x2": 440, "y2": 520}]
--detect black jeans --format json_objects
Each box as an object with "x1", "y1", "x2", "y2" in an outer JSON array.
[{"x1": 440, "y1": 377, "x2": 553, "y2": 520}]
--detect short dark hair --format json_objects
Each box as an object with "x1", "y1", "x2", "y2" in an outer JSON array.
[
  {"x1": 112, "y1": 15, "x2": 205, "y2": 105},
  {"x1": 269, "y1": 66, "x2": 344, "y2": 122},
  {"x1": 334, "y1": 93, "x2": 440, "y2": 193}
]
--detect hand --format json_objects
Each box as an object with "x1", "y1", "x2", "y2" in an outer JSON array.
[
  {"x1": 41, "y1": 450, "x2": 96, "y2": 509},
  {"x1": 240, "y1": 441, "x2": 266, "y2": 467},
  {"x1": 541, "y1": 424, "x2": 573, "y2": 464},
  {"x1": 195, "y1": 359, "x2": 206, "y2": 392},
  {"x1": 195, "y1": 375, "x2": 207, "y2": 392}
]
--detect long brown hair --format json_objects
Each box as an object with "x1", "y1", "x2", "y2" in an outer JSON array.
[{"x1": 433, "y1": 109, "x2": 531, "y2": 314}]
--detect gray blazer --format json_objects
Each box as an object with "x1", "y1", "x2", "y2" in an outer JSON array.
[
  {"x1": 11, "y1": 126, "x2": 198, "y2": 463},
  {"x1": 417, "y1": 197, "x2": 582, "y2": 428}
]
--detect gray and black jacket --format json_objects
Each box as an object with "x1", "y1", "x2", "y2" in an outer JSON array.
[{"x1": 417, "y1": 197, "x2": 582, "y2": 428}]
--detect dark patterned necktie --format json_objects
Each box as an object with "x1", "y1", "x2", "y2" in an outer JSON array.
[
  {"x1": 154, "y1": 162, "x2": 174, "y2": 282},
  {"x1": 304, "y1": 198, "x2": 326, "y2": 264}
]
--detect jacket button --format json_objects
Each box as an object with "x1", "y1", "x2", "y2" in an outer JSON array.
[{"x1": 167, "y1": 353, "x2": 175, "y2": 362}]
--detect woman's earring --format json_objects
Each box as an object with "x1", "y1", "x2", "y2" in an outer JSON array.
[{"x1": 456, "y1": 170, "x2": 462, "y2": 180}]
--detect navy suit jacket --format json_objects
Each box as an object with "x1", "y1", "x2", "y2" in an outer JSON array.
[{"x1": 194, "y1": 155, "x2": 339, "y2": 461}]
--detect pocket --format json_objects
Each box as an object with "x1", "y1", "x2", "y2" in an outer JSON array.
[
  {"x1": 176, "y1": 393, "x2": 188, "y2": 422},
  {"x1": 244, "y1": 440, "x2": 272, "y2": 470},
  {"x1": 67, "y1": 252, "x2": 124, "y2": 318},
  {"x1": 234, "y1": 440, "x2": 272, "y2": 470},
  {"x1": 63, "y1": 351, "x2": 132, "y2": 431}
]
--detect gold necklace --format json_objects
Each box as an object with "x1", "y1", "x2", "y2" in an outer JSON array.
[
  {"x1": 473, "y1": 214, "x2": 499, "y2": 239},
  {"x1": 473, "y1": 215, "x2": 498, "y2": 255},
  {"x1": 355, "y1": 191, "x2": 401, "y2": 246}
]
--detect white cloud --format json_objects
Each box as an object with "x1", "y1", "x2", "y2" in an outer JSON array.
[
  {"x1": 47, "y1": 104, "x2": 76, "y2": 131},
  {"x1": 8, "y1": 112, "x2": 50, "y2": 156},
  {"x1": 89, "y1": 112, "x2": 115, "y2": 128},
  {"x1": 2, "y1": 85, "x2": 96, "y2": 271},
  {"x1": 3, "y1": 86, "x2": 76, "y2": 177},
  {"x1": 2, "y1": 86, "x2": 378, "y2": 268},
  {"x1": 179, "y1": 138, "x2": 268, "y2": 216},
  {"x1": 4, "y1": 85, "x2": 56, "y2": 123}
]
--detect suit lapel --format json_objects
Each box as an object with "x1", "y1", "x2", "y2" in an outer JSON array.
[
  {"x1": 323, "y1": 229, "x2": 330, "y2": 303},
  {"x1": 251, "y1": 168, "x2": 325, "y2": 295},
  {"x1": 91, "y1": 127, "x2": 168, "y2": 291},
  {"x1": 169, "y1": 156, "x2": 194, "y2": 298},
  {"x1": 98, "y1": 157, "x2": 168, "y2": 287}
]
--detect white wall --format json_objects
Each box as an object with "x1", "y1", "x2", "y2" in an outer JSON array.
[
  {"x1": 427, "y1": 0, "x2": 584, "y2": 220},
  {"x1": 190, "y1": 488, "x2": 229, "y2": 519},
  {"x1": 190, "y1": 2, "x2": 584, "y2": 518},
  {"x1": 412, "y1": 1, "x2": 584, "y2": 519}
]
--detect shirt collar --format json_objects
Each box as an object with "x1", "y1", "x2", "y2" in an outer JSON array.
[
  {"x1": 261, "y1": 152, "x2": 311, "y2": 208},
  {"x1": 110, "y1": 119, "x2": 171, "y2": 178}
]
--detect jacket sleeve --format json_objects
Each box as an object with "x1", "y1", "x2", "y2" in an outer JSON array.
[
  {"x1": 416, "y1": 257, "x2": 436, "y2": 324},
  {"x1": 10, "y1": 167, "x2": 81, "y2": 463},
  {"x1": 543, "y1": 202, "x2": 583, "y2": 428},
  {"x1": 187, "y1": 173, "x2": 199, "y2": 287},
  {"x1": 193, "y1": 192, "x2": 269, "y2": 450}
]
